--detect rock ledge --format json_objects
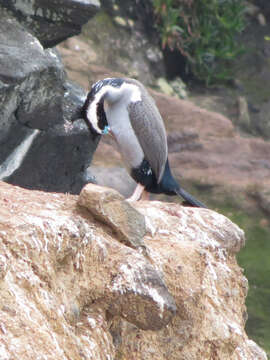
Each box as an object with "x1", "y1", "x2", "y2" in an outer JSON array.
[{"x1": 0, "y1": 181, "x2": 267, "y2": 359}]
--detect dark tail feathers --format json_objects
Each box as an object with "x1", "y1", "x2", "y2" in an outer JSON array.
[{"x1": 175, "y1": 187, "x2": 207, "y2": 208}]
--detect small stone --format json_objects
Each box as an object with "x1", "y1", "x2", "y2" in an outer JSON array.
[
  {"x1": 114, "y1": 16, "x2": 127, "y2": 27},
  {"x1": 156, "y1": 78, "x2": 175, "y2": 97},
  {"x1": 146, "y1": 47, "x2": 162, "y2": 63},
  {"x1": 127, "y1": 18, "x2": 135, "y2": 27},
  {"x1": 78, "y1": 183, "x2": 146, "y2": 249},
  {"x1": 170, "y1": 77, "x2": 188, "y2": 99},
  {"x1": 79, "y1": 183, "x2": 124, "y2": 207}
]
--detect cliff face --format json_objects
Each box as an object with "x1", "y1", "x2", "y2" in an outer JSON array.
[{"x1": 0, "y1": 181, "x2": 267, "y2": 359}]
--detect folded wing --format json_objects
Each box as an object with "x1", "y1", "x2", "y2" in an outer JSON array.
[{"x1": 127, "y1": 92, "x2": 168, "y2": 183}]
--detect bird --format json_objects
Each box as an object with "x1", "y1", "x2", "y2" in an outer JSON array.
[{"x1": 81, "y1": 77, "x2": 206, "y2": 208}]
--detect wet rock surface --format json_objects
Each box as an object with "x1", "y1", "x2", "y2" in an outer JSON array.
[{"x1": 0, "y1": 181, "x2": 266, "y2": 359}]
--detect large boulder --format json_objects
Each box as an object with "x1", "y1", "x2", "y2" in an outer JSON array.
[
  {"x1": 0, "y1": 7, "x2": 99, "y2": 193},
  {"x1": 0, "y1": 181, "x2": 267, "y2": 359},
  {"x1": 0, "y1": 0, "x2": 100, "y2": 47}
]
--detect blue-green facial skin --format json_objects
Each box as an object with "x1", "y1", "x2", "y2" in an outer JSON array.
[{"x1": 102, "y1": 125, "x2": 110, "y2": 135}]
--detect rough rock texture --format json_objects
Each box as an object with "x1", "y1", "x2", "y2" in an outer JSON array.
[
  {"x1": 0, "y1": 181, "x2": 267, "y2": 359},
  {"x1": 0, "y1": 0, "x2": 100, "y2": 48},
  {"x1": 0, "y1": 12, "x2": 64, "y2": 133},
  {"x1": 81, "y1": 2, "x2": 165, "y2": 86},
  {"x1": 79, "y1": 183, "x2": 146, "y2": 249},
  {"x1": 0, "y1": 7, "x2": 99, "y2": 193}
]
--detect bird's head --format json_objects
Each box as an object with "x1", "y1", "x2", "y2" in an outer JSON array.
[{"x1": 81, "y1": 78, "x2": 125, "y2": 137}]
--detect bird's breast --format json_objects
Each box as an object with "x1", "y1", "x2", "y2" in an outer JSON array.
[{"x1": 106, "y1": 106, "x2": 144, "y2": 170}]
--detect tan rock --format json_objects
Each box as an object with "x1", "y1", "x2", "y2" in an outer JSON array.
[
  {"x1": 0, "y1": 181, "x2": 267, "y2": 359},
  {"x1": 156, "y1": 77, "x2": 175, "y2": 97},
  {"x1": 78, "y1": 183, "x2": 146, "y2": 249}
]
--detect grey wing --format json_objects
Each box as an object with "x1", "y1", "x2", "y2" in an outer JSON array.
[{"x1": 127, "y1": 96, "x2": 168, "y2": 183}]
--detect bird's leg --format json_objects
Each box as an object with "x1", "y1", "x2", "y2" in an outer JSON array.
[
  {"x1": 126, "y1": 183, "x2": 145, "y2": 202},
  {"x1": 140, "y1": 190, "x2": 150, "y2": 200}
]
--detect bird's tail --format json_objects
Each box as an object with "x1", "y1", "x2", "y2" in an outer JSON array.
[{"x1": 175, "y1": 187, "x2": 207, "y2": 208}]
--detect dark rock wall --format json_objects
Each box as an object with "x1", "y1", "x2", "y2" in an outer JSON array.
[
  {"x1": 0, "y1": 2, "x2": 100, "y2": 193},
  {"x1": 1, "y1": 0, "x2": 100, "y2": 47}
]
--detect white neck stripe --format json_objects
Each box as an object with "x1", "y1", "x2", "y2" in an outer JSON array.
[{"x1": 86, "y1": 81, "x2": 142, "y2": 133}]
